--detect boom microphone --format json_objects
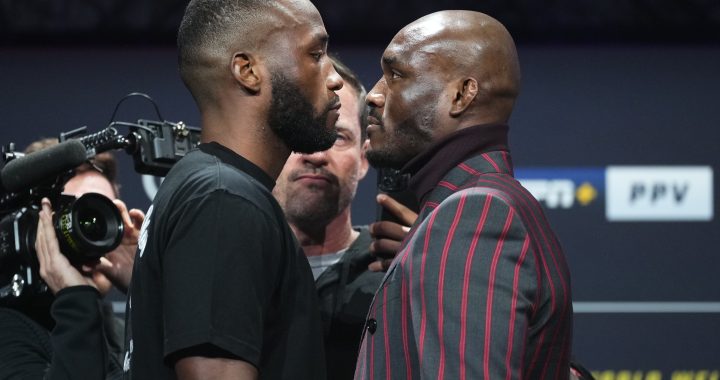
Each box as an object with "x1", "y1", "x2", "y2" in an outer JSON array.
[{"x1": 0, "y1": 139, "x2": 88, "y2": 193}]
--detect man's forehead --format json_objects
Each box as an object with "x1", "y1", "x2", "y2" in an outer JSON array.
[
  {"x1": 405, "y1": 18, "x2": 448, "y2": 40},
  {"x1": 280, "y1": 21, "x2": 328, "y2": 50},
  {"x1": 383, "y1": 37, "x2": 445, "y2": 67},
  {"x1": 389, "y1": 22, "x2": 452, "y2": 60},
  {"x1": 272, "y1": 0, "x2": 325, "y2": 31}
]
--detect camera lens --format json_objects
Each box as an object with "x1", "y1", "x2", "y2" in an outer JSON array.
[
  {"x1": 76, "y1": 208, "x2": 107, "y2": 241},
  {"x1": 54, "y1": 193, "x2": 123, "y2": 263}
]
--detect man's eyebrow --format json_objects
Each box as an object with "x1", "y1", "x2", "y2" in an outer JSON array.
[
  {"x1": 310, "y1": 32, "x2": 329, "y2": 46},
  {"x1": 382, "y1": 55, "x2": 397, "y2": 66}
]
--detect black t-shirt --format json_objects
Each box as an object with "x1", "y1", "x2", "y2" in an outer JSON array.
[{"x1": 123, "y1": 142, "x2": 326, "y2": 379}]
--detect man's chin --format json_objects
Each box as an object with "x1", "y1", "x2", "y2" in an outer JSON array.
[
  {"x1": 366, "y1": 148, "x2": 406, "y2": 170},
  {"x1": 287, "y1": 128, "x2": 336, "y2": 154},
  {"x1": 289, "y1": 192, "x2": 334, "y2": 209},
  {"x1": 286, "y1": 199, "x2": 339, "y2": 226}
]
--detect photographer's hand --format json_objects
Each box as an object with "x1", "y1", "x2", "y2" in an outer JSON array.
[
  {"x1": 368, "y1": 194, "x2": 418, "y2": 272},
  {"x1": 36, "y1": 198, "x2": 94, "y2": 293},
  {"x1": 87, "y1": 199, "x2": 144, "y2": 294}
]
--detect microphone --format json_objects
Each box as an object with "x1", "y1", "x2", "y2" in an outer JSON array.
[{"x1": 0, "y1": 139, "x2": 88, "y2": 193}]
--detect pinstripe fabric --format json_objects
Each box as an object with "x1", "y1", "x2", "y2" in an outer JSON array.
[{"x1": 355, "y1": 150, "x2": 572, "y2": 380}]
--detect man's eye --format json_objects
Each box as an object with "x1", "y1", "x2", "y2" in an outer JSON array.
[
  {"x1": 334, "y1": 134, "x2": 351, "y2": 146},
  {"x1": 312, "y1": 51, "x2": 324, "y2": 61},
  {"x1": 391, "y1": 71, "x2": 401, "y2": 79}
]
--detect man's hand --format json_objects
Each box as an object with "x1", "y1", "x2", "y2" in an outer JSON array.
[
  {"x1": 368, "y1": 194, "x2": 418, "y2": 272},
  {"x1": 36, "y1": 198, "x2": 95, "y2": 293},
  {"x1": 85, "y1": 199, "x2": 144, "y2": 294},
  {"x1": 176, "y1": 356, "x2": 258, "y2": 380}
]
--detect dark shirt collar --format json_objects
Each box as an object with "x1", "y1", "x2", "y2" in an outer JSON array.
[
  {"x1": 402, "y1": 123, "x2": 509, "y2": 203},
  {"x1": 199, "y1": 141, "x2": 276, "y2": 191}
]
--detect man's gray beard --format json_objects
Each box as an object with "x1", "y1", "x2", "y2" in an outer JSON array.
[
  {"x1": 284, "y1": 182, "x2": 356, "y2": 231},
  {"x1": 284, "y1": 191, "x2": 341, "y2": 229}
]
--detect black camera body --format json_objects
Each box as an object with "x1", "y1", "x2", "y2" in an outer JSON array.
[
  {"x1": 0, "y1": 118, "x2": 200, "y2": 299},
  {"x1": 130, "y1": 120, "x2": 200, "y2": 176},
  {"x1": 67, "y1": 119, "x2": 201, "y2": 177}
]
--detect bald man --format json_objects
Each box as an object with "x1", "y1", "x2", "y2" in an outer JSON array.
[
  {"x1": 355, "y1": 11, "x2": 573, "y2": 379},
  {"x1": 118, "y1": 0, "x2": 342, "y2": 379}
]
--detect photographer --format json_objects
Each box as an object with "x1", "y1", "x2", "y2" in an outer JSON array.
[{"x1": 0, "y1": 138, "x2": 143, "y2": 380}]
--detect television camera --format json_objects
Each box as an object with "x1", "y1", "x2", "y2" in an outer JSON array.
[{"x1": 0, "y1": 118, "x2": 200, "y2": 299}]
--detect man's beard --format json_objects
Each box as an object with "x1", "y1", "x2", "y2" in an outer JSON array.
[
  {"x1": 366, "y1": 141, "x2": 416, "y2": 169},
  {"x1": 267, "y1": 72, "x2": 337, "y2": 154},
  {"x1": 366, "y1": 107, "x2": 435, "y2": 169},
  {"x1": 281, "y1": 169, "x2": 356, "y2": 229}
]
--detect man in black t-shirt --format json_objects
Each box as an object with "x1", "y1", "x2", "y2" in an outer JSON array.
[
  {"x1": 124, "y1": 142, "x2": 327, "y2": 379},
  {"x1": 35, "y1": 0, "x2": 344, "y2": 379},
  {"x1": 121, "y1": 0, "x2": 343, "y2": 379}
]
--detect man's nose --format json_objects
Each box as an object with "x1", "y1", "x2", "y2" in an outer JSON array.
[
  {"x1": 366, "y1": 92, "x2": 385, "y2": 108},
  {"x1": 326, "y1": 64, "x2": 343, "y2": 92},
  {"x1": 302, "y1": 150, "x2": 329, "y2": 165},
  {"x1": 366, "y1": 79, "x2": 386, "y2": 108}
]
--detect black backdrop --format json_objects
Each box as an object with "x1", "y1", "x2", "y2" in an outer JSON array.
[{"x1": 1, "y1": 42, "x2": 719, "y2": 378}]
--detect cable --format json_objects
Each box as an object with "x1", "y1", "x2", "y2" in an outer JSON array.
[
  {"x1": 107, "y1": 92, "x2": 164, "y2": 125},
  {"x1": 107, "y1": 121, "x2": 155, "y2": 134}
]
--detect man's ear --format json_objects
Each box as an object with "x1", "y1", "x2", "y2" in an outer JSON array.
[
  {"x1": 231, "y1": 52, "x2": 261, "y2": 93},
  {"x1": 449, "y1": 77, "x2": 478, "y2": 116}
]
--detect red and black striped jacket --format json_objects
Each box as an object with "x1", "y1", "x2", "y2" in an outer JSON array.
[{"x1": 355, "y1": 124, "x2": 573, "y2": 379}]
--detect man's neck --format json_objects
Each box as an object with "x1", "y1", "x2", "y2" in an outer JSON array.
[
  {"x1": 201, "y1": 113, "x2": 290, "y2": 180},
  {"x1": 291, "y1": 208, "x2": 359, "y2": 257}
]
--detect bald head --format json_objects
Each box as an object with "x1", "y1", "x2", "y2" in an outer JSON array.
[
  {"x1": 390, "y1": 10, "x2": 520, "y2": 123},
  {"x1": 364, "y1": 10, "x2": 521, "y2": 168}
]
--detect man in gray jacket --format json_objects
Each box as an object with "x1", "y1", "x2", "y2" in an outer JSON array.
[{"x1": 274, "y1": 57, "x2": 388, "y2": 380}]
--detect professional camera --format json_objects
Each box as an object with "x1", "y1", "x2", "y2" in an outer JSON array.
[
  {"x1": 0, "y1": 143, "x2": 125, "y2": 297},
  {"x1": 0, "y1": 95, "x2": 200, "y2": 299},
  {"x1": 0, "y1": 193, "x2": 124, "y2": 295}
]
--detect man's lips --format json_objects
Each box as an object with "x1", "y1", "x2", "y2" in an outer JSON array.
[
  {"x1": 296, "y1": 174, "x2": 331, "y2": 183},
  {"x1": 367, "y1": 115, "x2": 382, "y2": 126},
  {"x1": 367, "y1": 115, "x2": 383, "y2": 139},
  {"x1": 326, "y1": 100, "x2": 341, "y2": 124},
  {"x1": 327, "y1": 95, "x2": 341, "y2": 112}
]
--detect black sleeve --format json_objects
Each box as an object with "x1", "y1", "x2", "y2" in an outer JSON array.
[
  {"x1": 0, "y1": 306, "x2": 53, "y2": 379},
  {"x1": 46, "y1": 285, "x2": 109, "y2": 380},
  {"x1": 162, "y1": 190, "x2": 281, "y2": 368},
  {"x1": 0, "y1": 286, "x2": 111, "y2": 380}
]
